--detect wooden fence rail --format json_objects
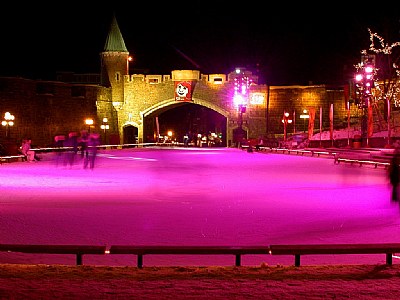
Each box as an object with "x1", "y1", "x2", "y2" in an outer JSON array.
[
  {"x1": 0, "y1": 244, "x2": 107, "y2": 265},
  {"x1": 108, "y1": 245, "x2": 269, "y2": 268},
  {"x1": 269, "y1": 243, "x2": 400, "y2": 267},
  {"x1": 1, "y1": 243, "x2": 399, "y2": 267}
]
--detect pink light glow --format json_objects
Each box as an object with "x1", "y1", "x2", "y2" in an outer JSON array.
[
  {"x1": 0, "y1": 148, "x2": 398, "y2": 267},
  {"x1": 233, "y1": 94, "x2": 245, "y2": 107},
  {"x1": 365, "y1": 66, "x2": 374, "y2": 73}
]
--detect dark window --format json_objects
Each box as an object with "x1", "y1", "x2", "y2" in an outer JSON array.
[
  {"x1": 36, "y1": 83, "x2": 54, "y2": 95},
  {"x1": 71, "y1": 86, "x2": 85, "y2": 98}
]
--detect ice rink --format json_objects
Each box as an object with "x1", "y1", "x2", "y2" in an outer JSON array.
[{"x1": 1, "y1": 147, "x2": 399, "y2": 267}]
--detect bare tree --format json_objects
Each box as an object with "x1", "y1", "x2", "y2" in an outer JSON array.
[{"x1": 355, "y1": 28, "x2": 400, "y2": 145}]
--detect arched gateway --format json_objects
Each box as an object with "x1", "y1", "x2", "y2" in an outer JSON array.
[
  {"x1": 108, "y1": 70, "x2": 267, "y2": 147},
  {"x1": 140, "y1": 97, "x2": 230, "y2": 146},
  {"x1": 100, "y1": 15, "x2": 268, "y2": 147}
]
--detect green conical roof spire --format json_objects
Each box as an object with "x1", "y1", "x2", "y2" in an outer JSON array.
[{"x1": 104, "y1": 14, "x2": 128, "y2": 52}]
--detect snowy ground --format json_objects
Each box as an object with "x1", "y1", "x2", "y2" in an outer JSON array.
[
  {"x1": 2, "y1": 264, "x2": 400, "y2": 299},
  {"x1": 0, "y1": 147, "x2": 399, "y2": 267}
]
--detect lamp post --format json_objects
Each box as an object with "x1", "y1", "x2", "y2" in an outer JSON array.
[
  {"x1": 85, "y1": 118, "x2": 94, "y2": 133},
  {"x1": 238, "y1": 104, "x2": 246, "y2": 130},
  {"x1": 2, "y1": 112, "x2": 15, "y2": 138},
  {"x1": 167, "y1": 130, "x2": 173, "y2": 145},
  {"x1": 281, "y1": 111, "x2": 292, "y2": 142},
  {"x1": 233, "y1": 67, "x2": 251, "y2": 147},
  {"x1": 293, "y1": 110, "x2": 296, "y2": 133},
  {"x1": 355, "y1": 55, "x2": 375, "y2": 146},
  {"x1": 100, "y1": 117, "x2": 109, "y2": 144},
  {"x1": 300, "y1": 109, "x2": 309, "y2": 133}
]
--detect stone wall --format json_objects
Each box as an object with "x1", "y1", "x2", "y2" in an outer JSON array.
[
  {"x1": 0, "y1": 77, "x2": 111, "y2": 148},
  {"x1": 0, "y1": 73, "x2": 352, "y2": 151}
]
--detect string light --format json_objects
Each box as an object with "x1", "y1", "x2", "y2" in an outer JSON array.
[
  {"x1": 355, "y1": 29, "x2": 400, "y2": 107},
  {"x1": 233, "y1": 68, "x2": 252, "y2": 107}
]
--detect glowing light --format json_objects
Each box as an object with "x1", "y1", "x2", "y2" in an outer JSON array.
[
  {"x1": 4, "y1": 112, "x2": 14, "y2": 121},
  {"x1": 2, "y1": 112, "x2": 15, "y2": 138},
  {"x1": 233, "y1": 68, "x2": 252, "y2": 108},
  {"x1": 281, "y1": 111, "x2": 293, "y2": 142},
  {"x1": 365, "y1": 66, "x2": 374, "y2": 73},
  {"x1": 233, "y1": 94, "x2": 245, "y2": 107}
]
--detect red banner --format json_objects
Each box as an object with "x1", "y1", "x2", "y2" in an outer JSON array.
[
  {"x1": 308, "y1": 108, "x2": 316, "y2": 140},
  {"x1": 368, "y1": 103, "x2": 373, "y2": 138},
  {"x1": 329, "y1": 104, "x2": 333, "y2": 140},
  {"x1": 174, "y1": 81, "x2": 196, "y2": 102}
]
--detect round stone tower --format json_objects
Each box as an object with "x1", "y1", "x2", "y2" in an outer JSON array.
[
  {"x1": 100, "y1": 14, "x2": 130, "y2": 143},
  {"x1": 100, "y1": 14, "x2": 129, "y2": 101}
]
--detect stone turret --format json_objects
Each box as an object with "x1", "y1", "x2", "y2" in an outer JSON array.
[
  {"x1": 100, "y1": 13, "x2": 129, "y2": 104},
  {"x1": 99, "y1": 14, "x2": 130, "y2": 144}
]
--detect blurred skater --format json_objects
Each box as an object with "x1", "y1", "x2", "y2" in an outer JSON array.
[
  {"x1": 84, "y1": 132, "x2": 100, "y2": 169},
  {"x1": 78, "y1": 130, "x2": 89, "y2": 159},
  {"x1": 63, "y1": 132, "x2": 79, "y2": 167},
  {"x1": 389, "y1": 152, "x2": 400, "y2": 202},
  {"x1": 53, "y1": 135, "x2": 65, "y2": 167}
]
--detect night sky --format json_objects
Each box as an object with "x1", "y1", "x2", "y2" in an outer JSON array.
[{"x1": 1, "y1": 3, "x2": 399, "y2": 85}]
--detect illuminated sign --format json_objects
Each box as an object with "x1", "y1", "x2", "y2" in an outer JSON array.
[
  {"x1": 250, "y1": 93, "x2": 265, "y2": 105},
  {"x1": 174, "y1": 81, "x2": 196, "y2": 102}
]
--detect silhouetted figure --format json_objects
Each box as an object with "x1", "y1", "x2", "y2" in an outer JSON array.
[
  {"x1": 78, "y1": 130, "x2": 89, "y2": 159},
  {"x1": 20, "y1": 138, "x2": 36, "y2": 162},
  {"x1": 64, "y1": 132, "x2": 79, "y2": 167},
  {"x1": 84, "y1": 132, "x2": 100, "y2": 169},
  {"x1": 183, "y1": 133, "x2": 189, "y2": 147},
  {"x1": 389, "y1": 153, "x2": 400, "y2": 202},
  {"x1": 54, "y1": 135, "x2": 65, "y2": 166}
]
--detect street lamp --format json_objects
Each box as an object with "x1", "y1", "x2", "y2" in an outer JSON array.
[
  {"x1": 355, "y1": 55, "x2": 375, "y2": 144},
  {"x1": 85, "y1": 118, "x2": 94, "y2": 133},
  {"x1": 167, "y1": 130, "x2": 173, "y2": 145},
  {"x1": 232, "y1": 67, "x2": 251, "y2": 147},
  {"x1": 100, "y1": 117, "x2": 109, "y2": 144},
  {"x1": 281, "y1": 111, "x2": 292, "y2": 142},
  {"x1": 355, "y1": 64, "x2": 374, "y2": 109},
  {"x1": 2, "y1": 112, "x2": 15, "y2": 138},
  {"x1": 300, "y1": 109, "x2": 309, "y2": 133}
]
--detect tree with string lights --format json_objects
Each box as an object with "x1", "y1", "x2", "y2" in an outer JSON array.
[{"x1": 354, "y1": 28, "x2": 400, "y2": 145}]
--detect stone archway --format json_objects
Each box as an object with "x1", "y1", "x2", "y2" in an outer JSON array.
[
  {"x1": 141, "y1": 98, "x2": 230, "y2": 146},
  {"x1": 123, "y1": 125, "x2": 138, "y2": 144}
]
